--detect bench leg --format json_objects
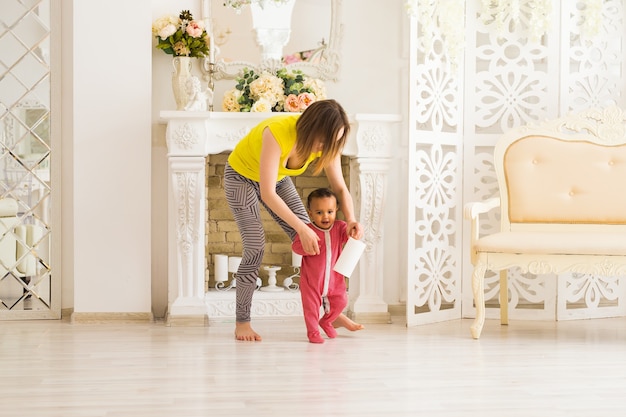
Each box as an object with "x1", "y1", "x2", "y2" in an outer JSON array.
[
  {"x1": 499, "y1": 269, "x2": 508, "y2": 326},
  {"x1": 470, "y1": 263, "x2": 487, "y2": 339}
]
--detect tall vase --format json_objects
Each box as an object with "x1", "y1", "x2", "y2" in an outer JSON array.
[{"x1": 172, "y1": 56, "x2": 192, "y2": 111}]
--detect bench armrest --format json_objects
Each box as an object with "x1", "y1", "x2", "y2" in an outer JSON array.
[{"x1": 464, "y1": 198, "x2": 500, "y2": 265}]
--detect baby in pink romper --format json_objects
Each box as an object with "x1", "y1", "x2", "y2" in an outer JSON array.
[{"x1": 292, "y1": 188, "x2": 351, "y2": 343}]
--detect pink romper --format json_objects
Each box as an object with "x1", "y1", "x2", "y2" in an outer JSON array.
[{"x1": 292, "y1": 221, "x2": 349, "y2": 342}]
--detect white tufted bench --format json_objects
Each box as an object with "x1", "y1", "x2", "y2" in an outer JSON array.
[{"x1": 464, "y1": 106, "x2": 626, "y2": 339}]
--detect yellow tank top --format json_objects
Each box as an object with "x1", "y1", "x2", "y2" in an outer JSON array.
[{"x1": 228, "y1": 114, "x2": 321, "y2": 182}]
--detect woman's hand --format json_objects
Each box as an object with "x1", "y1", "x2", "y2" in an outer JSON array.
[
  {"x1": 297, "y1": 225, "x2": 320, "y2": 255},
  {"x1": 346, "y1": 221, "x2": 363, "y2": 240}
]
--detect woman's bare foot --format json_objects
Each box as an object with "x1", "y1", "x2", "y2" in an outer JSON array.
[
  {"x1": 235, "y1": 322, "x2": 262, "y2": 341},
  {"x1": 332, "y1": 314, "x2": 364, "y2": 331}
]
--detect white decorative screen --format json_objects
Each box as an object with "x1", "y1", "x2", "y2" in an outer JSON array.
[
  {"x1": 407, "y1": 15, "x2": 464, "y2": 326},
  {"x1": 408, "y1": 0, "x2": 626, "y2": 326}
]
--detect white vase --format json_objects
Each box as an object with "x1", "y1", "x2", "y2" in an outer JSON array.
[{"x1": 171, "y1": 56, "x2": 192, "y2": 111}]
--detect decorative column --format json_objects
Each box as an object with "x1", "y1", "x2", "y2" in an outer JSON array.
[
  {"x1": 163, "y1": 113, "x2": 210, "y2": 325},
  {"x1": 343, "y1": 114, "x2": 400, "y2": 324}
]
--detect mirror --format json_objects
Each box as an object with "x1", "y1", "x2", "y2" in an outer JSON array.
[
  {"x1": 0, "y1": 0, "x2": 52, "y2": 313},
  {"x1": 203, "y1": 0, "x2": 342, "y2": 82}
]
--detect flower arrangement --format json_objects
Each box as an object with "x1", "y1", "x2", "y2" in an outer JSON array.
[
  {"x1": 152, "y1": 10, "x2": 210, "y2": 58},
  {"x1": 222, "y1": 68, "x2": 327, "y2": 113},
  {"x1": 224, "y1": 0, "x2": 292, "y2": 13}
]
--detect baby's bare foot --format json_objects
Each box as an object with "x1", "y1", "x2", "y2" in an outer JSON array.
[
  {"x1": 235, "y1": 322, "x2": 262, "y2": 341},
  {"x1": 332, "y1": 314, "x2": 365, "y2": 331}
]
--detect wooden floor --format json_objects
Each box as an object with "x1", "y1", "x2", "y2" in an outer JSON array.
[{"x1": 2, "y1": 315, "x2": 626, "y2": 417}]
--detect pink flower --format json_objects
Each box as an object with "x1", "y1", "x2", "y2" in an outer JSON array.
[
  {"x1": 297, "y1": 92, "x2": 316, "y2": 110},
  {"x1": 284, "y1": 94, "x2": 301, "y2": 112},
  {"x1": 186, "y1": 20, "x2": 204, "y2": 38},
  {"x1": 283, "y1": 53, "x2": 302, "y2": 64}
]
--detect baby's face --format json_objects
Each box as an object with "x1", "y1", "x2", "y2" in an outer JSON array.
[{"x1": 308, "y1": 196, "x2": 338, "y2": 230}]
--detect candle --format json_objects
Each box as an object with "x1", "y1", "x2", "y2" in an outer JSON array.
[
  {"x1": 209, "y1": 32, "x2": 215, "y2": 63},
  {"x1": 202, "y1": 0, "x2": 209, "y2": 19},
  {"x1": 202, "y1": 0, "x2": 214, "y2": 63},
  {"x1": 228, "y1": 256, "x2": 242, "y2": 273},
  {"x1": 333, "y1": 238, "x2": 366, "y2": 277},
  {"x1": 291, "y1": 251, "x2": 302, "y2": 268},
  {"x1": 214, "y1": 254, "x2": 228, "y2": 282}
]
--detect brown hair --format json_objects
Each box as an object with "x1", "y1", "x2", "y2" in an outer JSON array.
[{"x1": 294, "y1": 99, "x2": 350, "y2": 175}]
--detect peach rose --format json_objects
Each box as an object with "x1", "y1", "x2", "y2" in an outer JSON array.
[
  {"x1": 298, "y1": 92, "x2": 316, "y2": 111},
  {"x1": 284, "y1": 94, "x2": 300, "y2": 112}
]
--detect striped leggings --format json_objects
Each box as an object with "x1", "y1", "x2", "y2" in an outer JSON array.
[{"x1": 224, "y1": 163, "x2": 309, "y2": 322}]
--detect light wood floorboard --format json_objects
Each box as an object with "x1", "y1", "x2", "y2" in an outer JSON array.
[{"x1": 2, "y1": 316, "x2": 626, "y2": 416}]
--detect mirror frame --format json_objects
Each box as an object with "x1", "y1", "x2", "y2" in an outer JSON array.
[{"x1": 202, "y1": 0, "x2": 343, "y2": 82}]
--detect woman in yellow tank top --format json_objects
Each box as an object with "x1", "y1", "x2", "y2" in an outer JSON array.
[{"x1": 224, "y1": 99, "x2": 364, "y2": 341}]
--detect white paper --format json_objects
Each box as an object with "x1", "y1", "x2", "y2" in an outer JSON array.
[
  {"x1": 214, "y1": 254, "x2": 228, "y2": 282},
  {"x1": 292, "y1": 251, "x2": 302, "y2": 267},
  {"x1": 333, "y1": 237, "x2": 366, "y2": 277}
]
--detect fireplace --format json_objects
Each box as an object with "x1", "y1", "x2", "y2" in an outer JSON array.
[{"x1": 161, "y1": 111, "x2": 400, "y2": 325}]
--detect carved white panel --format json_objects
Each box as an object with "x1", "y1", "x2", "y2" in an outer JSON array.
[
  {"x1": 407, "y1": 140, "x2": 463, "y2": 325},
  {"x1": 407, "y1": 9, "x2": 464, "y2": 326},
  {"x1": 406, "y1": 1, "x2": 626, "y2": 326},
  {"x1": 557, "y1": 272, "x2": 626, "y2": 320},
  {"x1": 205, "y1": 290, "x2": 303, "y2": 319},
  {"x1": 174, "y1": 172, "x2": 199, "y2": 254},
  {"x1": 361, "y1": 125, "x2": 389, "y2": 153},
  {"x1": 552, "y1": 1, "x2": 624, "y2": 320},
  {"x1": 460, "y1": 0, "x2": 626, "y2": 324},
  {"x1": 413, "y1": 60, "x2": 460, "y2": 133},
  {"x1": 471, "y1": 2, "x2": 555, "y2": 134},
  {"x1": 565, "y1": 0, "x2": 624, "y2": 112},
  {"x1": 173, "y1": 123, "x2": 199, "y2": 150}
]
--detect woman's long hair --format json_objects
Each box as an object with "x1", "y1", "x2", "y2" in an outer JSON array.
[{"x1": 294, "y1": 99, "x2": 350, "y2": 175}]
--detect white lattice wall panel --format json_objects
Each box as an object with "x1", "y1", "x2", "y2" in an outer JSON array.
[
  {"x1": 462, "y1": 0, "x2": 559, "y2": 320},
  {"x1": 461, "y1": 0, "x2": 626, "y2": 322},
  {"x1": 563, "y1": 1, "x2": 625, "y2": 113},
  {"x1": 408, "y1": 0, "x2": 626, "y2": 326},
  {"x1": 407, "y1": 138, "x2": 463, "y2": 326},
  {"x1": 407, "y1": 14, "x2": 464, "y2": 325},
  {"x1": 553, "y1": 0, "x2": 626, "y2": 320}
]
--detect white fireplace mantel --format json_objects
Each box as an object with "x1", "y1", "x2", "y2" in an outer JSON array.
[{"x1": 160, "y1": 110, "x2": 401, "y2": 325}]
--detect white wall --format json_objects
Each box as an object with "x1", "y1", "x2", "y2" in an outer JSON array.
[
  {"x1": 64, "y1": 0, "x2": 152, "y2": 314},
  {"x1": 330, "y1": 0, "x2": 409, "y2": 307},
  {"x1": 151, "y1": 0, "x2": 201, "y2": 318},
  {"x1": 60, "y1": 0, "x2": 74, "y2": 310}
]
